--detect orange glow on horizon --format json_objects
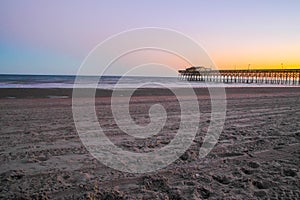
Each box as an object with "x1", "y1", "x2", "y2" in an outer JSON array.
[{"x1": 208, "y1": 48, "x2": 300, "y2": 70}]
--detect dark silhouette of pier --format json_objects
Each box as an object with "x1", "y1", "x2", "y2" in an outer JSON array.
[{"x1": 178, "y1": 67, "x2": 300, "y2": 85}]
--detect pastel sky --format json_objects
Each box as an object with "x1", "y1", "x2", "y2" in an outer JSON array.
[{"x1": 0, "y1": 0, "x2": 299, "y2": 75}]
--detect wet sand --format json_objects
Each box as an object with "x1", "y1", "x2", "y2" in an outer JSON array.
[{"x1": 0, "y1": 88, "x2": 299, "y2": 199}]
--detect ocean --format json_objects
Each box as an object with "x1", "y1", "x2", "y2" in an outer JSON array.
[{"x1": 0, "y1": 74, "x2": 297, "y2": 89}]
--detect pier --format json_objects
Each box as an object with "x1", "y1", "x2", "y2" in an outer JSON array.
[{"x1": 178, "y1": 67, "x2": 300, "y2": 85}]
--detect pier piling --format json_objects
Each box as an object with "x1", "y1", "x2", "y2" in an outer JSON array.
[{"x1": 178, "y1": 67, "x2": 300, "y2": 85}]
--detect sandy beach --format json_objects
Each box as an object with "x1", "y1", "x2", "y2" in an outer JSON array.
[{"x1": 0, "y1": 87, "x2": 299, "y2": 199}]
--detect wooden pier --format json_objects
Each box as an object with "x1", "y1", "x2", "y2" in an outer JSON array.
[{"x1": 178, "y1": 67, "x2": 300, "y2": 85}]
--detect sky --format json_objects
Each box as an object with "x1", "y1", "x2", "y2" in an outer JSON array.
[{"x1": 0, "y1": 0, "x2": 299, "y2": 75}]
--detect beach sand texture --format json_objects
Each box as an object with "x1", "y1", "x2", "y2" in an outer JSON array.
[{"x1": 0, "y1": 88, "x2": 299, "y2": 199}]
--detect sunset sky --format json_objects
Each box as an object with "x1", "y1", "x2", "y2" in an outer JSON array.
[{"x1": 0, "y1": 0, "x2": 299, "y2": 75}]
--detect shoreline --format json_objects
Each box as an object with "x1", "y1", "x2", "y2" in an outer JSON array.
[{"x1": 1, "y1": 87, "x2": 300, "y2": 99}]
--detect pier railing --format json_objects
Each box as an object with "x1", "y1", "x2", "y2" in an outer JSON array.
[{"x1": 178, "y1": 69, "x2": 300, "y2": 85}]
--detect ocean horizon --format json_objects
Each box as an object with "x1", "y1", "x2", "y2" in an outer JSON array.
[{"x1": 0, "y1": 74, "x2": 298, "y2": 89}]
